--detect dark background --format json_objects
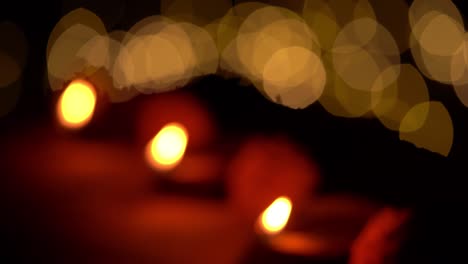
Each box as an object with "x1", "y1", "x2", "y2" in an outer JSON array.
[{"x1": 1, "y1": 0, "x2": 467, "y2": 263}]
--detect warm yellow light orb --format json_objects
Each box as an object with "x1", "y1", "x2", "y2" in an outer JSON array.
[
  {"x1": 57, "y1": 79, "x2": 96, "y2": 129},
  {"x1": 259, "y1": 196, "x2": 292, "y2": 235},
  {"x1": 146, "y1": 123, "x2": 188, "y2": 171}
]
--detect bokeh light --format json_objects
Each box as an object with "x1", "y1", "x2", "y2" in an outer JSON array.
[
  {"x1": 400, "y1": 102, "x2": 453, "y2": 157},
  {"x1": 372, "y1": 64, "x2": 429, "y2": 132},
  {"x1": 47, "y1": 23, "x2": 102, "y2": 89},
  {"x1": 41, "y1": 1, "x2": 464, "y2": 157},
  {"x1": 332, "y1": 18, "x2": 400, "y2": 92},
  {"x1": 409, "y1": 0, "x2": 465, "y2": 85},
  {"x1": 262, "y1": 46, "x2": 326, "y2": 109}
]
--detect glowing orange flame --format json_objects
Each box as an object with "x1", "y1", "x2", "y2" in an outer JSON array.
[
  {"x1": 57, "y1": 79, "x2": 96, "y2": 129},
  {"x1": 146, "y1": 123, "x2": 188, "y2": 171},
  {"x1": 259, "y1": 196, "x2": 292, "y2": 235}
]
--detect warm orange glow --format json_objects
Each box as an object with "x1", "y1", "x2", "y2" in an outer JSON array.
[
  {"x1": 57, "y1": 79, "x2": 96, "y2": 129},
  {"x1": 146, "y1": 123, "x2": 188, "y2": 171},
  {"x1": 259, "y1": 196, "x2": 292, "y2": 235}
]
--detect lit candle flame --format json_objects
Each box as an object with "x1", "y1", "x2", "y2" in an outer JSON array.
[
  {"x1": 259, "y1": 196, "x2": 292, "y2": 235},
  {"x1": 146, "y1": 123, "x2": 188, "y2": 171},
  {"x1": 57, "y1": 79, "x2": 97, "y2": 129}
]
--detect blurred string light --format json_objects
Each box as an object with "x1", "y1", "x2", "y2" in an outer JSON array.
[
  {"x1": 372, "y1": 64, "x2": 429, "y2": 132},
  {"x1": 0, "y1": 21, "x2": 27, "y2": 117},
  {"x1": 44, "y1": 0, "x2": 464, "y2": 155},
  {"x1": 400, "y1": 102, "x2": 453, "y2": 157},
  {"x1": 409, "y1": 0, "x2": 465, "y2": 83}
]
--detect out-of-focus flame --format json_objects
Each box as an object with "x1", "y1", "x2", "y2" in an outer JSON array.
[
  {"x1": 259, "y1": 196, "x2": 292, "y2": 235},
  {"x1": 57, "y1": 79, "x2": 97, "y2": 129},
  {"x1": 146, "y1": 123, "x2": 188, "y2": 171}
]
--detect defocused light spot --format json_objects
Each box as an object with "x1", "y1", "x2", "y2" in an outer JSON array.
[
  {"x1": 126, "y1": 15, "x2": 174, "y2": 40},
  {"x1": 333, "y1": 46, "x2": 380, "y2": 91},
  {"x1": 77, "y1": 34, "x2": 111, "y2": 69},
  {"x1": 327, "y1": 0, "x2": 375, "y2": 27},
  {"x1": 334, "y1": 18, "x2": 375, "y2": 51},
  {"x1": 216, "y1": 16, "x2": 242, "y2": 53},
  {"x1": 155, "y1": 23, "x2": 198, "y2": 84},
  {"x1": 409, "y1": 0, "x2": 463, "y2": 31},
  {"x1": 319, "y1": 53, "x2": 376, "y2": 118},
  {"x1": 234, "y1": 5, "x2": 306, "y2": 81},
  {"x1": 409, "y1": 1, "x2": 464, "y2": 84},
  {"x1": 334, "y1": 17, "x2": 400, "y2": 56},
  {"x1": 89, "y1": 67, "x2": 139, "y2": 104},
  {"x1": 452, "y1": 40, "x2": 468, "y2": 107},
  {"x1": 140, "y1": 33, "x2": 188, "y2": 93},
  {"x1": 57, "y1": 79, "x2": 97, "y2": 129},
  {"x1": 400, "y1": 102, "x2": 453, "y2": 157},
  {"x1": 322, "y1": 74, "x2": 376, "y2": 118},
  {"x1": 47, "y1": 8, "x2": 106, "y2": 59},
  {"x1": 410, "y1": 33, "x2": 455, "y2": 84},
  {"x1": 121, "y1": 28, "x2": 189, "y2": 94},
  {"x1": 217, "y1": 2, "x2": 268, "y2": 75},
  {"x1": 353, "y1": 0, "x2": 377, "y2": 28},
  {"x1": 118, "y1": 36, "x2": 150, "y2": 88},
  {"x1": 332, "y1": 18, "x2": 400, "y2": 92},
  {"x1": 112, "y1": 39, "x2": 135, "y2": 90},
  {"x1": 372, "y1": 64, "x2": 429, "y2": 131},
  {"x1": 249, "y1": 19, "x2": 320, "y2": 80},
  {"x1": 259, "y1": 196, "x2": 292, "y2": 235},
  {"x1": 263, "y1": 47, "x2": 326, "y2": 109},
  {"x1": 302, "y1": 0, "x2": 340, "y2": 51},
  {"x1": 48, "y1": 24, "x2": 101, "y2": 88},
  {"x1": 146, "y1": 123, "x2": 188, "y2": 171},
  {"x1": 450, "y1": 40, "x2": 468, "y2": 86},
  {"x1": 177, "y1": 22, "x2": 219, "y2": 76},
  {"x1": 217, "y1": 2, "x2": 262, "y2": 50},
  {"x1": 417, "y1": 13, "x2": 463, "y2": 56}
]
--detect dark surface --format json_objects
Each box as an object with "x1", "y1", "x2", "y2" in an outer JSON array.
[{"x1": 243, "y1": 242, "x2": 348, "y2": 264}]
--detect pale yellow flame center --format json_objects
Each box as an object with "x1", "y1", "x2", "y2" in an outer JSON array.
[
  {"x1": 57, "y1": 79, "x2": 96, "y2": 129},
  {"x1": 146, "y1": 123, "x2": 188, "y2": 171},
  {"x1": 259, "y1": 196, "x2": 292, "y2": 235}
]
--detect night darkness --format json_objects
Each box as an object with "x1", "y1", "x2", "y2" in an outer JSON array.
[{"x1": 1, "y1": 0, "x2": 468, "y2": 263}]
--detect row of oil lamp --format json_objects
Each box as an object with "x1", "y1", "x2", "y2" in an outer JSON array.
[
  {"x1": 56, "y1": 78, "x2": 311, "y2": 250},
  {"x1": 53, "y1": 78, "x2": 397, "y2": 263}
]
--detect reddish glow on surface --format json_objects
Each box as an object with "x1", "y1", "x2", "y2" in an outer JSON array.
[
  {"x1": 259, "y1": 196, "x2": 292, "y2": 235},
  {"x1": 146, "y1": 123, "x2": 188, "y2": 171},
  {"x1": 57, "y1": 79, "x2": 96, "y2": 129}
]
